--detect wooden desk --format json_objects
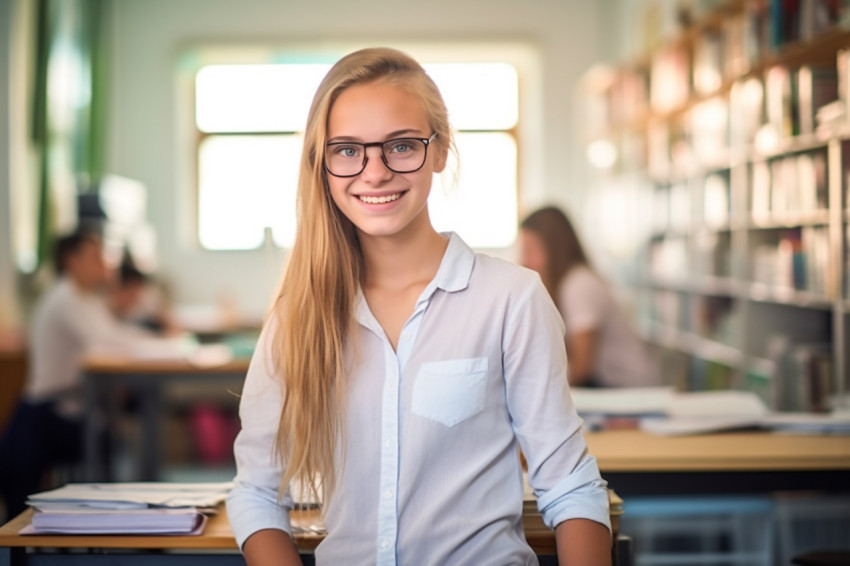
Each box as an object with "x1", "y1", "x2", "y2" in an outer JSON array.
[
  {"x1": 83, "y1": 357, "x2": 251, "y2": 481},
  {"x1": 0, "y1": 497, "x2": 620, "y2": 566},
  {"x1": 586, "y1": 429, "x2": 850, "y2": 495}
]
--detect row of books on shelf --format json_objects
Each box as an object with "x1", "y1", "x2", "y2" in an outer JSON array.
[
  {"x1": 647, "y1": 145, "x2": 833, "y2": 231},
  {"x1": 646, "y1": 59, "x2": 846, "y2": 175},
  {"x1": 751, "y1": 150, "x2": 829, "y2": 222},
  {"x1": 634, "y1": 322, "x2": 841, "y2": 416},
  {"x1": 686, "y1": 0, "x2": 847, "y2": 100},
  {"x1": 751, "y1": 226, "x2": 832, "y2": 297},
  {"x1": 647, "y1": 175, "x2": 732, "y2": 232},
  {"x1": 648, "y1": 230, "x2": 833, "y2": 299},
  {"x1": 763, "y1": 334, "x2": 835, "y2": 414},
  {"x1": 585, "y1": 1, "x2": 850, "y2": 136}
]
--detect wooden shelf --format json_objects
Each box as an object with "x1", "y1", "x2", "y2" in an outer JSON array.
[
  {"x1": 595, "y1": 27, "x2": 850, "y2": 138},
  {"x1": 642, "y1": 276, "x2": 741, "y2": 297},
  {"x1": 747, "y1": 210, "x2": 831, "y2": 228},
  {"x1": 647, "y1": 323, "x2": 744, "y2": 367},
  {"x1": 642, "y1": 277, "x2": 834, "y2": 308},
  {"x1": 585, "y1": 2, "x2": 850, "y2": 396},
  {"x1": 746, "y1": 283, "x2": 834, "y2": 310}
]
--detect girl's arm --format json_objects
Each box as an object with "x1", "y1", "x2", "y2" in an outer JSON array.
[
  {"x1": 565, "y1": 329, "x2": 598, "y2": 386},
  {"x1": 243, "y1": 529, "x2": 303, "y2": 566},
  {"x1": 555, "y1": 518, "x2": 612, "y2": 566}
]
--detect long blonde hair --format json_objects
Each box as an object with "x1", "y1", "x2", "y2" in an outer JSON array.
[{"x1": 270, "y1": 47, "x2": 455, "y2": 503}]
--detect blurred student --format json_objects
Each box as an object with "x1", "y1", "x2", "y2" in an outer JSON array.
[
  {"x1": 519, "y1": 206, "x2": 658, "y2": 388},
  {"x1": 0, "y1": 231, "x2": 162, "y2": 519},
  {"x1": 109, "y1": 254, "x2": 180, "y2": 336}
]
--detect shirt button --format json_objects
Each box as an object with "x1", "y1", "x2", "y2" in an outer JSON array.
[
  {"x1": 383, "y1": 488, "x2": 394, "y2": 499},
  {"x1": 385, "y1": 438, "x2": 394, "y2": 448},
  {"x1": 381, "y1": 539, "x2": 391, "y2": 549},
  {"x1": 401, "y1": 331, "x2": 411, "y2": 341}
]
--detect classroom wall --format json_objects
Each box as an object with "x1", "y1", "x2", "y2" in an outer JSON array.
[
  {"x1": 0, "y1": 1, "x2": 625, "y2": 323},
  {"x1": 104, "y1": 0, "x2": 618, "y2": 317}
]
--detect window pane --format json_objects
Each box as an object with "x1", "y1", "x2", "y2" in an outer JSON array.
[
  {"x1": 424, "y1": 63, "x2": 518, "y2": 130},
  {"x1": 196, "y1": 64, "x2": 330, "y2": 133},
  {"x1": 430, "y1": 132, "x2": 517, "y2": 248},
  {"x1": 198, "y1": 135, "x2": 299, "y2": 250}
]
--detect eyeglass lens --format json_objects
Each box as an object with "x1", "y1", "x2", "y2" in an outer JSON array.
[{"x1": 326, "y1": 138, "x2": 428, "y2": 177}]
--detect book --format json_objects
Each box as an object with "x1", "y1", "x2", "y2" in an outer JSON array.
[
  {"x1": 571, "y1": 386, "x2": 675, "y2": 417},
  {"x1": 22, "y1": 508, "x2": 207, "y2": 535},
  {"x1": 692, "y1": 29, "x2": 723, "y2": 95},
  {"x1": 703, "y1": 173, "x2": 730, "y2": 228},
  {"x1": 796, "y1": 65, "x2": 839, "y2": 136},
  {"x1": 750, "y1": 159, "x2": 771, "y2": 224},
  {"x1": 639, "y1": 390, "x2": 768, "y2": 435},
  {"x1": 27, "y1": 482, "x2": 233, "y2": 510},
  {"x1": 765, "y1": 66, "x2": 793, "y2": 139},
  {"x1": 22, "y1": 482, "x2": 231, "y2": 535}
]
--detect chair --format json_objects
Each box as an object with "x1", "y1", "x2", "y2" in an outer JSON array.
[{"x1": 618, "y1": 495, "x2": 775, "y2": 566}]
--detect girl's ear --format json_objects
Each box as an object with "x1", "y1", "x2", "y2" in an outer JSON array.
[{"x1": 433, "y1": 143, "x2": 449, "y2": 174}]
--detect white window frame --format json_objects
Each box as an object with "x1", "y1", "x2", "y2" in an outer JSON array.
[{"x1": 177, "y1": 42, "x2": 542, "y2": 253}]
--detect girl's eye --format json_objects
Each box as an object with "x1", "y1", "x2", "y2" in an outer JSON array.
[
  {"x1": 336, "y1": 145, "x2": 360, "y2": 158},
  {"x1": 389, "y1": 142, "x2": 412, "y2": 154}
]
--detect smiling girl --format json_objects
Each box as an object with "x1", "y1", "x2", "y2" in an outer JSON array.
[{"x1": 226, "y1": 47, "x2": 611, "y2": 566}]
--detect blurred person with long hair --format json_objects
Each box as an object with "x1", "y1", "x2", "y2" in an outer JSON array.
[{"x1": 519, "y1": 206, "x2": 658, "y2": 388}]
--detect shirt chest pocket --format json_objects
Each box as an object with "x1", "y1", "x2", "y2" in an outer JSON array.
[{"x1": 411, "y1": 357, "x2": 488, "y2": 427}]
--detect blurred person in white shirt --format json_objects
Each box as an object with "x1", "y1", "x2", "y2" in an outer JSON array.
[{"x1": 0, "y1": 230, "x2": 163, "y2": 519}]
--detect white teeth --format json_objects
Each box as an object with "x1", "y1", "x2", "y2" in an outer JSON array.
[{"x1": 359, "y1": 193, "x2": 401, "y2": 204}]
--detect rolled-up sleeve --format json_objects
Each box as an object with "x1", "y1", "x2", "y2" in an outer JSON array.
[
  {"x1": 503, "y1": 275, "x2": 611, "y2": 532},
  {"x1": 226, "y1": 323, "x2": 295, "y2": 549}
]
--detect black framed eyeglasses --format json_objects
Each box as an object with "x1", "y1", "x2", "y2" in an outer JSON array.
[{"x1": 325, "y1": 133, "x2": 437, "y2": 178}]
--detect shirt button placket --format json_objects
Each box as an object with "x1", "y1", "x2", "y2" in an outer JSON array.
[{"x1": 376, "y1": 343, "x2": 401, "y2": 565}]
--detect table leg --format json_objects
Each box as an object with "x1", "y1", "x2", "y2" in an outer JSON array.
[
  {"x1": 0, "y1": 547, "x2": 25, "y2": 566},
  {"x1": 83, "y1": 372, "x2": 102, "y2": 481},
  {"x1": 140, "y1": 381, "x2": 160, "y2": 481}
]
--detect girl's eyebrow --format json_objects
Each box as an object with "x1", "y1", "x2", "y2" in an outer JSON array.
[{"x1": 327, "y1": 128, "x2": 426, "y2": 144}]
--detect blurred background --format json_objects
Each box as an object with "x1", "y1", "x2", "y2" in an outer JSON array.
[{"x1": 1, "y1": 1, "x2": 850, "y2": 564}]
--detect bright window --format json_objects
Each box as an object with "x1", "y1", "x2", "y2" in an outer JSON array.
[{"x1": 194, "y1": 60, "x2": 518, "y2": 250}]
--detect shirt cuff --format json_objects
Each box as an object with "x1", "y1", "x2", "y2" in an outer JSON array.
[
  {"x1": 536, "y1": 455, "x2": 612, "y2": 532},
  {"x1": 226, "y1": 482, "x2": 294, "y2": 549}
]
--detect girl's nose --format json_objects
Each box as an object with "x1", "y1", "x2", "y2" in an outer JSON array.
[{"x1": 359, "y1": 146, "x2": 393, "y2": 183}]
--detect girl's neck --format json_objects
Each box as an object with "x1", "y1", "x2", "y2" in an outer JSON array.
[{"x1": 360, "y1": 227, "x2": 448, "y2": 292}]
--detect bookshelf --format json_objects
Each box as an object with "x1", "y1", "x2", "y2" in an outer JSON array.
[{"x1": 581, "y1": 0, "x2": 850, "y2": 410}]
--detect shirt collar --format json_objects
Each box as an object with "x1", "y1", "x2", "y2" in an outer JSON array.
[
  {"x1": 354, "y1": 232, "x2": 475, "y2": 327},
  {"x1": 429, "y1": 232, "x2": 474, "y2": 294}
]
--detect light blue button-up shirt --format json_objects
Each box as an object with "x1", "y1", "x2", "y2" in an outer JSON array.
[{"x1": 227, "y1": 233, "x2": 610, "y2": 565}]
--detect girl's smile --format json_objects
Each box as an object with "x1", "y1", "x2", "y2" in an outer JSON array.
[{"x1": 325, "y1": 81, "x2": 445, "y2": 241}]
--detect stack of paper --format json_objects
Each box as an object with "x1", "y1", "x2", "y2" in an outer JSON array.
[
  {"x1": 640, "y1": 390, "x2": 769, "y2": 436},
  {"x1": 28, "y1": 508, "x2": 205, "y2": 535},
  {"x1": 573, "y1": 385, "x2": 850, "y2": 436},
  {"x1": 22, "y1": 482, "x2": 232, "y2": 535},
  {"x1": 764, "y1": 412, "x2": 850, "y2": 435},
  {"x1": 571, "y1": 387, "x2": 675, "y2": 416}
]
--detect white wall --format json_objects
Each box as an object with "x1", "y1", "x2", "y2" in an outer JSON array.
[{"x1": 107, "y1": 0, "x2": 611, "y2": 317}]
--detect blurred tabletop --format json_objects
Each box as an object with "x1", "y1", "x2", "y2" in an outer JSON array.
[{"x1": 585, "y1": 429, "x2": 850, "y2": 496}]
